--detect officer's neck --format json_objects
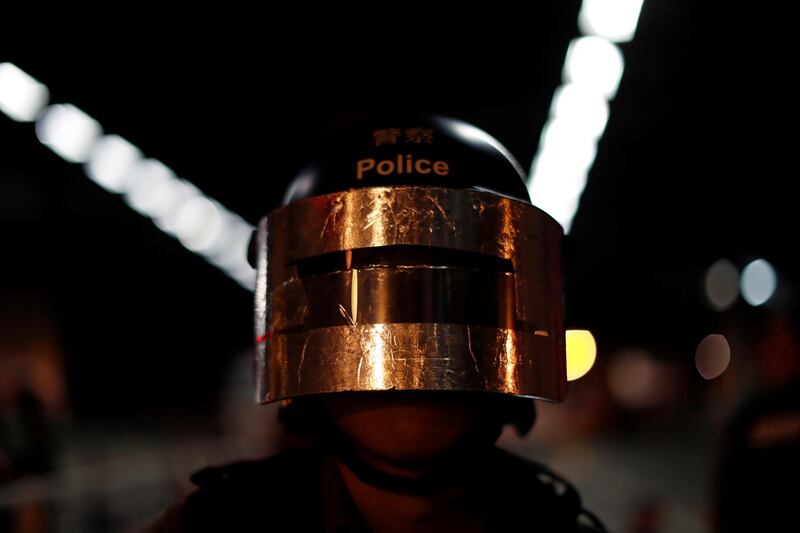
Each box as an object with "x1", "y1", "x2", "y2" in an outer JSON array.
[{"x1": 334, "y1": 456, "x2": 485, "y2": 533}]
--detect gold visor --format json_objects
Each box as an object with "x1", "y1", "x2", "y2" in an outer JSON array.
[{"x1": 254, "y1": 186, "x2": 566, "y2": 403}]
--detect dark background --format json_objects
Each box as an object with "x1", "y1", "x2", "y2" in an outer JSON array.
[{"x1": 1, "y1": 4, "x2": 797, "y2": 532}]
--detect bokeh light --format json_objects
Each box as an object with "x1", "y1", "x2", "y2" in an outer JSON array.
[
  {"x1": 566, "y1": 329, "x2": 597, "y2": 381},
  {"x1": 550, "y1": 82, "x2": 610, "y2": 139},
  {"x1": 608, "y1": 348, "x2": 671, "y2": 408},
  {"x1": 529, "y1": 5, "x2": 635, "y2": 234},
  {"x1": 578, "y1": 0, "x2": 645, "y2": 43},
  {"x1": 122, "y1": 159, "x2": 179, "y2": 216},
  {"x1": 563, "y1": 36, "x2": 625, "y2": 99},
  {"x1": 85, "y1": 134, "x2": 143, "y2": 193},
  {"x1": 741, "y1": 258, "x2": 777, "y2": 306},
  {"x1": 695, "y1": 334, "x2": 731, "y2": 380},
  {"x1": 172, "y1": 195, "x2": 224, "y2": 253},
  {"x1": 704, "y1": 259, "x2": 739, "y2": 311},
  {"x1": 35, "y1": 103, "x2": 102, "y2": 163},
  {"x1": 0, "y1": 62, "x2": 50, "y2": 122}
]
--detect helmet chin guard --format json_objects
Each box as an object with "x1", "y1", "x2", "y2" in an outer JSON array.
[{"x1": 254, "y1": 185, "x2": 566, "y2": 403}]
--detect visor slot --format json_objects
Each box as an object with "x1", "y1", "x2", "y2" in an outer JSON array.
[{"x1": 293, "y1": 244, "x2": 514, "y2": 277}]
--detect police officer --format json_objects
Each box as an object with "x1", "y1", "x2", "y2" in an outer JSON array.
[{"x1": 143, "y1": 115, "x2": 607, "y2": 532}]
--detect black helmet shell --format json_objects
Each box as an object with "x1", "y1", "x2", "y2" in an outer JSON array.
[{"x1": 283, "y1": 115, "x2": 531, "y2": 205}]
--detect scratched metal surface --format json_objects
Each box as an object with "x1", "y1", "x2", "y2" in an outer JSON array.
[
  {"x1": 268, "y1": 323, "x2": 565, "y2": 402},
  {"x1": 267, "y1": 186, "x2": 559, "y2": 263},
  {"x1": 256, "y1": 186, "x2": 566, "y2": 402}
]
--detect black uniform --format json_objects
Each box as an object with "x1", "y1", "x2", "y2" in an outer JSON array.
[{"x1": 142, "y1": 446, "x2": 606, "y2": 532}]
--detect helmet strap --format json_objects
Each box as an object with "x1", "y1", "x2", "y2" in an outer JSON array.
[{"x1": 317, "y1": 417, "x2": 501, "y2": 496}]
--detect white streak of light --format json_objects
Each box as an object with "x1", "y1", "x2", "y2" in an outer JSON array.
[
  {"x1": 0, "y1": 63, "x2": 49, "y2": 122},
  {"x1": 85, "y1": 135, "x2": 143, "y2": 193},
  {"x1": 35, "y1": 104, "x2": 102, "y2": 163},
  {"x1": 563, "y1": 36, "x2": 625, "y2": 99},
  {"x1": 578, "y1": 0, "x2": 644, "y2": 43}
]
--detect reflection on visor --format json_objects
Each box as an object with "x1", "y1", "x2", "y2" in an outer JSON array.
[
  {"x1": 257, "y1": 186, "x2": 566, "y2": 402},
  {"x1": 278, "y1": 245, "x2": 540, "y2": 333}
]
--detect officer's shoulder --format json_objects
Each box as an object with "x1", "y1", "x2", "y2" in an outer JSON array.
[
  {"x1": 146, "y1": 447, "x2": 325, "y2": 532},
  {"x1": 188, "y1": 446, "x2": 322, "y2": 492},
  {"x1": 491, "y1": 448, "x2": 608, "y2": 532}
]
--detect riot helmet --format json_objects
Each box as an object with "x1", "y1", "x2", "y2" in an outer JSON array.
[{"x1": 249, "y1": 115, "x2": 566, "y2": 407}]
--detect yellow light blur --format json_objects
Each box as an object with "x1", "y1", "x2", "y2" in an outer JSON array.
[{"x1": 566, "y1": 329, "x2": 597, "y2": 381}]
